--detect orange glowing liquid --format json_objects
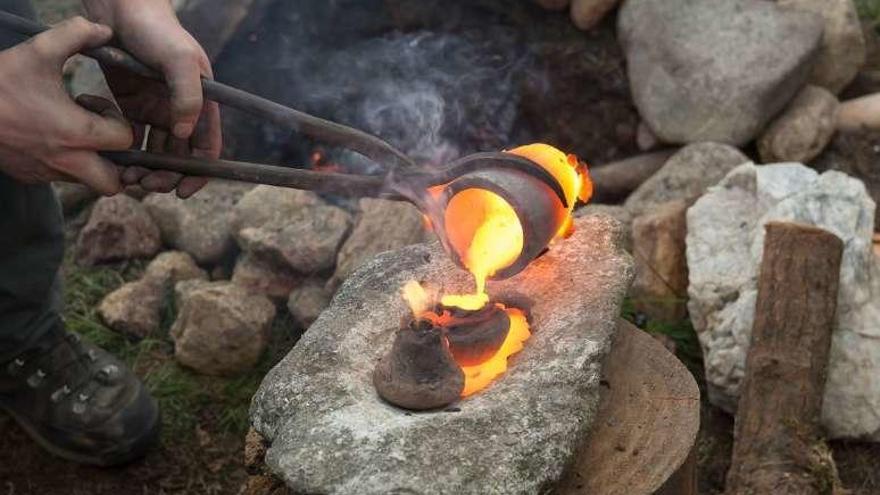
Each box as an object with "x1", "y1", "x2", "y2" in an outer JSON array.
[{"x1": 460, "y1": 307, "x2": 530, "y2": 396}]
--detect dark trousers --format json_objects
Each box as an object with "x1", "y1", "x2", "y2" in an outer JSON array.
[{"x1": 0, "y1": 0, "x2": 65, "y2": 361}]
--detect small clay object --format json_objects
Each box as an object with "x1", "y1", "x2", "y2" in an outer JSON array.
[
  {"x1": 373, "y1": 319, "x2": 465, "y2": 410},
  {"x1": 444, "y1": 305, "x2": 511, "y2": 366}
]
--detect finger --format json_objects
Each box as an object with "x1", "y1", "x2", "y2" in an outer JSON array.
[
  {"x1": 147, "y1": 127, "x2": 169, "y2": 153},
  {"x1": 161, "y1": 47, "x2": 207, "y2": 140},
  {"x1": 168, "y1": 136, "x2": 190, "y2": 156},
  {"x1": 30, "y1": 17, "x2": 113, "y2": 66},
  {"x1": 141, "y1": 171, "x2": 183, "y2": 193},
  {"x1": 121, "y1": 166, "x2": 150, "y2": 185},
  {"x1": 192, "y1": 101, "x2": 222, "y2": 159},
  {"x1": 65, "y1": 95, "x2": 134, "y2": 151},
  {"x1": 50, "y1": 150, "x2": 121, "y2": 195},
  {"x1": 176, "y1": 176, "x2": 208, "y2": 199}
]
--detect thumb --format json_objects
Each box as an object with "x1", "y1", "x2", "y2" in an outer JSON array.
[{"x1": 29, "y1": 16, "x2": 113, "y2": 66}]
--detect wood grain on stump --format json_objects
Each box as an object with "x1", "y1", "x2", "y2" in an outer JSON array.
[
  {"x1": 556, "y1": 319, "x2": 700, "y2": 495},
  {"x1": 725, "y1": 222, "x2": 844, "y2": 495}
]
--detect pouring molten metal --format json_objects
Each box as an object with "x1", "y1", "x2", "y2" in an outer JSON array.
[{"x1": 375, "y1": 144, "x2": 592, "y2": 407}]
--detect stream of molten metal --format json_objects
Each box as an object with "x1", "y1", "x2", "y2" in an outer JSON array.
[{"x1": 400, "y1": 143, "x2": 592, "y2": 397}]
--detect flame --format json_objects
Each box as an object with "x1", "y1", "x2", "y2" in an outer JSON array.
[{"x1": 438, "y1": 143, "x2": 591, "y2": 310}]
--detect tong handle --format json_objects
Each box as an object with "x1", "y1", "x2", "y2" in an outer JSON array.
[
  {"x1": 102, "y1": 150, "x2": 401, "y2": 199},
  {"x1": 0, "y1": 11, "x2": 416, "y2": 171}
]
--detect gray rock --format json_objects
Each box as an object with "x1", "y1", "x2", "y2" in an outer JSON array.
[
  {"x1": 75, "y1": 195, "x2": 161, "y2": 266},
  {"x1": 98, "y1": 251, "x2": 208, "y2": 339},
  {"x1": 144, "y1": 250, "x2": 208, "y2": 283},
  {"x1": 232, "y1": 253, "x2": 301, "y2": 301},
  {"x1": 758, "y1": 85, "x2": 839, "y2": 164},
  {"x1": 285, "y1": 280, "x2": 333, "y2": 329},
  {"x1": 575, "y1": 204, "x2": 633, "y2": 250},
  {"x1": 231, "y1": 185, "x2": 352, "y2": 274},
  {"x1": 687, "y1": 162, "x2": 880, "y2": 440},
  {"x1": 98, "y1": 277, "x2": 165, "y2": 340},
  {"x1": 228, "y1": 185, "x2": 323, "y2": 235},
  {"x1": 619, "y1": 0, "x2": 823, "y2": 145},
  {"x1": 330, "y1": 198, "x2": 428, "y2": 288},
  {"x1": 171, "y1": 281, "x2": 276, "y2": 376},
  {"x1": 52, "y1": 182, "x2": 98, "y2": 215},
  {"x1": 811, "y1": 129, "x2": 880, "y2": 231},
  {"x1": 236, "y1": 207, "x2": 351, "y2": 274},
  {"x1": 144, "y1": 181, "x2": 253, "y2": 265},
  {"x1": 250, "y1": 215, "x2": 634, "y2": 494},
  {"x1": 779, "y1": 0, "x2": 866, "y2": 94},
  {"x1": 624, "y1": 143, "x2": 749, "y2": 216}
]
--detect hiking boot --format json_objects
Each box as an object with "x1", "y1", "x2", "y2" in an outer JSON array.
[{"x1": 0, "y1": 323, "x2": 159, "y2": 466}]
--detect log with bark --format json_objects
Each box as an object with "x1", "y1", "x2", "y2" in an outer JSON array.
[{"x1": 725, "y1": 221, "x2": 844, "y2": 495}]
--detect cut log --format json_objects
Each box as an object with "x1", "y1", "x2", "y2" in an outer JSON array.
[
  {"x1": 724, "y1": 221, "x2": 844, "y2": 495},
  {"x1": 556, "y1": 320, "x2": 700, "y2": 495}
]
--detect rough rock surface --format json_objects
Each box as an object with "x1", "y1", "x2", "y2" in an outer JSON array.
[
  {"x1": 231, "y1": 185, "x2": 352, "y2": 274},
  {"x1": 331, "y1": 198, "x2": 428, "y2": 288},
  {"x1": 687, "y1": 162, "x2": 880, "y2": 440},
  {"x1": 812, "y1": 129, "x2": 880, "y2": 231},
  {"x1": 232, "y1": 253, "x2": 300, "y2": 301},
  {"x1": 99, "y1": 251, "x2": 207, "y2": 339},
  {"x1": 779, "y1": 0, "x2": 866, "y2": 94},
  {"x1": 757, "y1": 85, "x2": 839, "y2": 164},
  {"x1": 250, "y1": 215, "x2": 634, "y2": 494},
  {"x1": 624, "y1": 143, "x2": 749, "y2": 216},
  {"x1": 144, "y1": 181, "x2": 253, "y2": 265},
  {"x1": 619, "y1": 0, "x2": 823, "y2": 145},
  {"x1": 630, "y1": 200, "x2": 688, "y2": 322},
  {"x1": 98, "y1": 277, "x2": 165, "y2": 340},
  {"x1": 75, "y1": 195, "x2": 161, "y2": 266},
  {"x1": 171, "y1": 281, "x2": 276, "y2": 376},
  {"x1": 286, "y1": 280, "x2": 332, "y2": 329}
]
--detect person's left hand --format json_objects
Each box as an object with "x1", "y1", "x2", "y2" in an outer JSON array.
[{"x1": 84, "y1": 0, "x2": 221, "y2": 198}]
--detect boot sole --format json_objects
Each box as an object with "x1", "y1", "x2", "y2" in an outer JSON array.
[{"x1": 0, "y1": 398, "x2": 160, "y2": 467}]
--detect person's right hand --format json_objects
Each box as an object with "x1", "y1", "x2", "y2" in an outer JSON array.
[{"x1": 0, "y1": 17, "x2": 133, "y2": 195}]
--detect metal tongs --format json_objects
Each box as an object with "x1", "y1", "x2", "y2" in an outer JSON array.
[{"x1": 0, "y1": 11, "x2": 567, "y2": 209}]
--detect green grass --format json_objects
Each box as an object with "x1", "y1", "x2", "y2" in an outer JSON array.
[
  {"x1": 857, "y1": 0, "x2": 880, "y2": 28},
  {"x1": 60, "y1": 255, "x2": 300, "y2": 444},
  {"x1": 621, "y1": 297, "x2": 705, "y2": 385}
]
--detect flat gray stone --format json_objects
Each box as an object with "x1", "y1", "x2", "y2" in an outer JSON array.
[
  {"x1": 619, "y1": 0, "x2": 823, "y2": 145},
  {"x1": 250, "y1": 215, "x2": 633, "y2": 494}
]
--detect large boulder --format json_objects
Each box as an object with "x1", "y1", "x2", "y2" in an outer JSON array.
[
  {"x1": 144, "y1": 181, "x2": 253, "y2": 265},
  {"x1": 624, "y1": 143, "x2": 749, "y2": 216},
  {"x1": 687, "y1": 162, "x2": 880, "y2": 440},
  {"x1": 619, "y1": 0, "x2": 823, "y2": 145},
  {"x1": 250, "y1": 215, "x2": 634, "y2": 494},
  {"x1": 778, "y1": 0, "x2": 866, "y2": 94},
  {"x1": 330, "y1": 198, "x2": 428, "y2": 288},
  {"x1": 75, "y1": 195, "x2": 161, "y2": 266},
  {"x1": 171, "y1": 281, "x2": 276, "y2": 376},
  {"x1": 757, "y1": 85, "x2": 839, "y2": 164}
]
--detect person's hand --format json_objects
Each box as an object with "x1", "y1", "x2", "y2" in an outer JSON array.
[
  {"x1": 85, "y1": 0, "x2": 221, "y2": 198},
  {"x1": 0, "y1": 17, "x2": 132, "y2": 194}
]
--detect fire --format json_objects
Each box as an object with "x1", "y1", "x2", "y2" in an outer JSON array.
[
  {"x1": 393, "y1": 143, "x2": 589, "y2": 398},
  {"x1": 400, "y1": 281, "x2": 531, "y2": 397},
  {"x1": 439, "y1": 143, "x2": 592, "y2": 310}
]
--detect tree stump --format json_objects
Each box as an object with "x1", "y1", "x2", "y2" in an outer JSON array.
[
  {"x1": 556, "y1": 319, "x2": 700, "y2": 495},
  {"x1": 725, "y1": 222, "x2": 844, "y2": 495}
]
